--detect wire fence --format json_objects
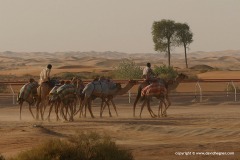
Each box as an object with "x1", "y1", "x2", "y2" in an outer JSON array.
[{"x1": 0, "y1": 79, "x2": 240, "y2": 105}]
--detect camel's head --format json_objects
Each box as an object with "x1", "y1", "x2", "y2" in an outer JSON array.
[
  {"x1": 128, "y1": 79, "x2": 138, "y2": 85},
  {"x1": 115, "y1": 83, "x2": 122, "y2": 90},
  {"x1": 177, "y1": 73, "x2": 188, "y2": 80},
  {"x1": 115, "y1": 83, "x2": 122, "y2": 89}
]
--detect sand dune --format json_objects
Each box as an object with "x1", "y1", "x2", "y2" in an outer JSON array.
[{"x1": 1, "y1": 50, "x2": 240, "y2": 78}]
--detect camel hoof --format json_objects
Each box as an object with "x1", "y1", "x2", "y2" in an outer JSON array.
[
  {"x1": 161, "y1": 114, "x2": 167, "y2": 117},
  {"x1": 151, "y1": 114, "x2": 157, "y2": 118}
]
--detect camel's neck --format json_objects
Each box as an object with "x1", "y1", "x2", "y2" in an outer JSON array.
[
  {"x1": 168, "y1": 77, "x2": 182, "y2": 91},
  {"x1": 117, "y1": 83, "x2": 135, "y2": 95}
]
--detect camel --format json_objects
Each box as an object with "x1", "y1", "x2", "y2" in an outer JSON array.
[
  {"x1": 81, "y1": 79, "x2": 137, "y2": 118},
  {"x1": 18, "y1": 81, "x2": 38, "y2": 120},
  {"x1": 47, "y1": 78, "x2": 84, "y2": 121},
  {"x1": 36, "y1": 82, "x2": 54, "y2": 120},
  {"x1": 100, "y1": 80, "x2": 138, "y2": 117},
  {"x1": 59, "y1": 78, "x2": 84, "y2": 121},
  {"x1": 139, "y1": 83, "x2": 168, "y2": 118},
  {"x1": 47, "y1": 84, "x2": 63, "y2": 121},
  {"x1": 133, "y1": 73, "x2": 188, "y2": 117}
]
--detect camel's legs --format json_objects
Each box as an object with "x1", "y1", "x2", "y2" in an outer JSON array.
[
  {"x1": 64, "y1": 104, "x2": 70, "y2": 121},
  {"x1": 142, "y1": 98, "x2": 156, "y2": 118},
  {"x1": 55, "y1": 102, "x2": 60, "y2": 121},
  {"x1": 41, "y1": 99, "x2": 49, "y2": 120},
  {"x1": 19, "y1": 101, "x2": 23, "y2": 120},
  {"x1": 162, "y1": 99, "x2": 168, "y2": 117},
  {"x1": 139, "y1": 100, "x2": 147, "y2": 118},
  {"x1": 28, "y1": 104, "x2": 35, "y2": 119},
  {"x1": 87, "y1": 99, "x2": 95, "y2": 118},
  {"x1": 40, "y1": 102, "x2": 45, "y2": 120},
  {"x1": 101, "y1": 99, "x2": 112, "y2": 117},
  {"x1": 147, "y1": 99, "x2": 157, "y2": 118},
  {"x1": 60, "y1": 103, "x2": 67, "y2": 121},
  {"x1": 165, "y1": 94, "x2": 171, "y2": 109},
  {"x1": 74, "y1": 98, "x2": 84, "y2": 117},
  {"x1": 158, "y1": 100, "x2": 163, "y2": 117},
  {"x1": 100, "y1": 98, "x2": 112, "y2": 117},
  {"x1": 68, "y1": 102, "x2": 74, "y2": 121},
  {"x1": 110, "y1": 99, "x2": 118, "y2": 117},
  {"x1": 100, "y1": 99, "x2": 105, "y2": 117},
  {"x1": 133, "y1": 89, "x2": 141, "y2": 117},
  {"x1": 80, "y1": 97, "x2": 88, "y2": 117},
  {"x1": 47, "y1": 103, "x2": 54, "y2": 121}
]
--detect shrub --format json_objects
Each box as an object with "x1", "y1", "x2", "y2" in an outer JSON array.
[
  {"x1": 0, "y1": 154, "x2": 5, "y2": 160},
  {"x1": 153, "y1": 65, "x2": 178, "y2": 80},
  {"x1": 113, "y1": 59, "x2": 142, "y2": 79},
  {"x1": 10, "y1": 132, "x2": 133, "y2": 160},
  {"x1": 0, "y1": 84, "x2": 7, "y2": 93}
]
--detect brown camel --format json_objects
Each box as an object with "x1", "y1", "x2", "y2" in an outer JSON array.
[
  {"x1": 18, "y1": 93, "x2": 37, "y2": 120},
  {"x1": 133, "y1": 73, "x2": 188, "y2": 117},
  {"x1": 81, "y1": 80, "x2": 137, "y2": 118},
  {"x1": 100, "y1": 80, "x2": 138, "y2": 117},
  {"x1": 139, "y1": 83, "x2": 168, "y2": 118},
  {"x1": 36, "y1": 82, "x2": 53, "y2": 120},
  {"x1": 18, "y1": 80, "x2": 38, "y2": 120},
  {"x1": 47, "y1": 77, "x2": 84, "y2": 121}
]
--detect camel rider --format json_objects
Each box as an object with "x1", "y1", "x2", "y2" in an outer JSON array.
[
  {"x1": 39, "y1": 64, "x2": 55, "y2": 87},
  {"x1": 142, "y1": 62, "x2": 156, "y2": 84}
]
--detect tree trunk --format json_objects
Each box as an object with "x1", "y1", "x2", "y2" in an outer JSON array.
[
  {"x1": 184, "y1": 43, "x2": 188, "y2": 68},
  {"x1": 167, "y1": 40, "x2": 171, "y2": 67}
]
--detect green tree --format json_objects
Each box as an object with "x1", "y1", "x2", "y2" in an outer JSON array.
[
  {"x1": 175, "y1": 23, "x2": 193, "y2": 68},
  {"x1": 152, "y1": 19, "x2": 176, "y2": 67}
]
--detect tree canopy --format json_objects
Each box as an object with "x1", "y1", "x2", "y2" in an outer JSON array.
[
  {"x1": 152, "y1": 19, "x2": 176, "y2": 66},
  {"x1": 175, "y1": 23, "x2": 193, "y2": 68},
  {"x1": 152, "y1": 19, "x2": 193, "y2": 68}
]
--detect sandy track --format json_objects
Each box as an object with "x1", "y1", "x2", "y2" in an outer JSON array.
[{"x1": 0, "y1": 98, "x2": 240, "y2": 160}]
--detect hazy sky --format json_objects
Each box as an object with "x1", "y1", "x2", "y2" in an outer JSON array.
[{"x1": 0, "y1": 0, "x2": 240, "y2": 53}]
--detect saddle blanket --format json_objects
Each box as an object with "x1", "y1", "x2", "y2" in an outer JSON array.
[
  {"x1": 141, "y1": 83, "x2": 166, "y2": 97},
  {"x1": 19, "y1": 81, "x2": 38, "y2": 100}
]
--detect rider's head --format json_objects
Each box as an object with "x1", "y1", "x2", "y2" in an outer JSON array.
[
  {"x1": 29, "y1": 78, "x2": 35, "y2": 83},
  {"x1": 147, "y1": 62, "x2": 151, "y2": 68},
  {"x1": 47, "y1": 64, "x2": 52, "y2": 69}
]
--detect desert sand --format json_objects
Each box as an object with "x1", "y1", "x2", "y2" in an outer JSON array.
[{"x1": 1, "y1": 50, "x2": 240, "y2": 160}]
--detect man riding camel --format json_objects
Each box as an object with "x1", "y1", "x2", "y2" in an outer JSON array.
[
  {"x1": 39, "y1": 64, "x2": 55, "y2": 87},
  {"x1": 142, "y1": 62, "x2": 156, "y2": 84}
]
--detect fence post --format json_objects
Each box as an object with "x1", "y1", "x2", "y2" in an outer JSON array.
[
  {"x1": 226, "y1": 82, "x2": 230, "y2": 97},
  {"x1": 9, "y1": 84, "x2": 15, "y2": 105},
  {"x1": 231, "y1": 81, "x2": 237, "y2": 101},
  {"x1": 226, "y1": 81, "x2": 237, "y2": 101},
  {"x1": 128, "y1": 90, "x2": 131, "y2": 103},
  {"x1": 195, "y1": 81, "x2": 202, "y2": 102}
]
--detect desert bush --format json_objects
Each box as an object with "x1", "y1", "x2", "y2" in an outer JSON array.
[
  {"x1": 9, "y1": 132, "x2": 133, "y2": 160},
  {"x1": 153, "y1": 65, "x2": 178, "y2": 80},
  {"x1": 0, "y1": 84, "x2": 7, "y2": 93},
  {"x1": 113, "y1": 59, "x2": 142, "y2": 79},
  {"x1": 0, "y1": 154, "x2": 5, "y2": 160}
]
